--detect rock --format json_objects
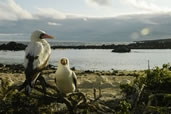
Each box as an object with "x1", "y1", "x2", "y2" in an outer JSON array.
[
  {"x1": 0, "y1": 64, "x2": 24, "y2": 73},
  {"x1": 47, "y1": 64, "x2": 56, "y2": 70},
  {"x1": 84, "y1": 70, "x2": 94, "y2": 73},
  {"x1": 71, "y1": 67, "x2": 76, "y2": 71},
  {"x1": 112, "y1": 45, "x2": 131, "y2": 53},
  {"x1": 0, "y1": 63, "x2": 4, "y2": 67},
  {"x1": 0, "y1": 42, "x2": 27, "y2": 51}
]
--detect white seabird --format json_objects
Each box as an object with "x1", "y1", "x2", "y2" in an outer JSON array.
[
  {"x1": 23, "y1": 30, "x2": 55, "y2": 95},
  {"x1": 55, "y1": 57, "x2": 78, "y2": 94}
]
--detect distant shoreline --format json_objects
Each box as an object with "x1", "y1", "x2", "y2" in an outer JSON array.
[{"x1": 1, "y1": 39, "x2": 171, "y2": 51}]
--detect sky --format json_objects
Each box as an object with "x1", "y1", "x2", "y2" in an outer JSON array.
[{"x1": 1, "y1": 0, "x2": 171, "y2": 21}]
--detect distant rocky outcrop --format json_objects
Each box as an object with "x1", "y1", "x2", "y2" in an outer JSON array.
[
  {"x1": 112, "y1": 45, "x2": 131, "y2": 53},
  {"x1": 51, "y1": 44, "x2": 116, "y2": 49},
  {"x1": 0, "y1": 42, "x2": 27, "y2": 51},
  {"x1": 1, "y1": 38, "x2": 171, "y2": 51}
]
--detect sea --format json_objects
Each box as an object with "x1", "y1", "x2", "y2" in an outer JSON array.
[
  {"x1": 0, "y1": 47, "x2": 171, "y2": 70},
  {"x1": 0, "y1": 35, "x2": 171, "y2": 70}
]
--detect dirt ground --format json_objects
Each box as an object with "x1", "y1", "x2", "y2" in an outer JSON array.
[{"x1": 0, "y1": 67, "x2": 141, "y2": 101}]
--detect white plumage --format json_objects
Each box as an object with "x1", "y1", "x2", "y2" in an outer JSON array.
[
  {"x1": 55, "y1": 57, "x2": 77, "y2": 94},
  {"x1": 23, "y1": 30, "x2": 54, "y2": 95},
  {"x1": 24, "y1": 37, "x2": 51, "y2": 69}
]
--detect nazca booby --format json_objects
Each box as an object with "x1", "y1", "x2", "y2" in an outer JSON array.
[
  {"x1": 23, "y1": 30, "x2": 54, "y2": 95},
  {"x1": 55, "y1": 57, "x2": 78, "y2": 94}
]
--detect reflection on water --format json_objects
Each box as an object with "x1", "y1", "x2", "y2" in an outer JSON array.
[{"x1": 0, "y1": 49, "x2": 171, "y2": 70}]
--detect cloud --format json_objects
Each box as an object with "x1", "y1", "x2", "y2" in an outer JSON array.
[
  {"x1": 86, "y1": 0, "x2": 112, "y2": 7},
  {"x1": 0, "y1": 33, "x2": 24, "y2": 36},
  {"x1": 34, "y1": 8, "x2": 87, "y2": 20},
  {"x1": 1, "y1": 0, "x2": 171, "y2": 21},
  {"x1": 125, "y1": 0, "x2": 171, "y2": 13},
  {"x1": 0, "y1": 0, "x2": 86, "y2": 21},
  {"x1": 35, "y1": 8, "x2": 67, "y2": 20},
  {"x1": 0, "y1": 0, "x2": 33, "y2": 20},
  {"x1": 48, "y1": 22, "x2": 62, "y2": 26}
]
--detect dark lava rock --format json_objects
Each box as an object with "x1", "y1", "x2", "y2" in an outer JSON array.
[
  {"x1": 112, "y1": 45, "x2": 131, "y2": 53},
  {"x1": 0, "y1": 42, "x2": 27, "y2": 51},
  {"x1": 0, "y1": 63, "x2": 4, "y2": 67},
  {"x1": 51, "y1": 44, "x2": 116, "y2": 49},
  {"x1": 84, "y1": 70, "x2": 94, "y2": 73},
  {"x1": 46, "y1": 64, "x2": 56, "y2": 70},
  {"x1": 71, "y1": 67, "x2": 76, "y2": 71},
  {"x1": 0, "y1": 64, "x2": 24, "y2": 73}
]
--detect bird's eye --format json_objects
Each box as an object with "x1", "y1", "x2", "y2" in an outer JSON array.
[{"x1": 39, "y1": 33, "x2": 44, "y2": 39}]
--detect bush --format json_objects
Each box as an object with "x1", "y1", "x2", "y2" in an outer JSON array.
[
  {"x1": 118, "y1": 100, "x2": 132, "y2": 114},
  {"x1": 120, "y1": 64, "x2": 171, "y2": 113},
  {"x1": 145, "y1": 64, "x2": 171, "y2": 92}
]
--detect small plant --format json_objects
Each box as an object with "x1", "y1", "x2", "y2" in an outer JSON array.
[
  {"x1": 120, "y1": 84, "x2": 136, "y2": 96},
  {"x1": 0, "y1": 77, "x2": 17, "y2": 100},
  {"x1": 145, "y1": 65, "x2": 171, "y2": 92},
  {"x1": 118, "y1": 100, "x2": 131, "y2": 114},
  {"x1": 120, "y1": 63, "x2": 171, "y2": 114}
]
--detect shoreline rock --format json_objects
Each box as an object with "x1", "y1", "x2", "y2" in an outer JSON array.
[
  {"x1": 112, "y1": 45, "x2": 131, "y2": 53},
  {"x1": 1, "y1": 39, "x2": 171, "y2": 51},
  {"x1": 0, "y1": 42, "x2": 27, "y2": 51}
]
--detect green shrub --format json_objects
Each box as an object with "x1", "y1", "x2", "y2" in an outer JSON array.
[
  {"x1": 145, "y1": 64, "x2": 171, "y2": 92},
  {"x1": 120, "y1": 84, "x2": 136, "y2": 96},
  {"x1": 118, "y1": 100, "x2": 131, "y2": 114},
  {"x1": 120, "y1": 64, "x2": 171, "y2": 114}
]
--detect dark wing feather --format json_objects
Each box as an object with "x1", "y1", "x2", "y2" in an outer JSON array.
[
  {"x1": 72, "y1": 72, "x2": 77, "y2": 91},
  {"x1": 25, "y1": 54, "x2": 50, "y2": 86},
  {"x1": 25, "y1": 54, "x2": 40, "y2": 86}
]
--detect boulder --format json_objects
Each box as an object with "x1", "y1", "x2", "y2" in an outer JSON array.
[
  {"x1": 0, "y1": 42, "x2": 27, "y2": 51},
  {"x1": 112, "y1": 45, "x2": 131, "y2": 53}
]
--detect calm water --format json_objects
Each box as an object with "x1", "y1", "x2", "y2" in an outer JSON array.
[{"x1": 0, "y1": 49, "x2": 171, "y2": 70}]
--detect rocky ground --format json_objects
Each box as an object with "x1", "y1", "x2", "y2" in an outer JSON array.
[
  {"x1": 0, "y1": 64, "x2": 142, "y2": 113},
  {"x1": 1, "y1": 64, "x2": 170, "y2": 114},
  {"x1": 0, "y1": 64, "x2": 140, "y2": 99}
]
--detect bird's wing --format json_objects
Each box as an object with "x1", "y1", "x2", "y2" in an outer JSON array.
[
  {"x1": 72, "y1": 72, "x2": 77, "y2": 89},
  {"x1": 24, "y1": 41, "x2": 51, "y2": 84},
  {"x1": 24, "y1": 42, "x2": 43, "y2": 84},
  {"x1": 35, "y1": 40, "x2": 51, "y2": 70},
  {"x1": 24, "y1": 41, "x2": 51, "y2": 70},
  {"x1": 24, "y1": 42, "x2": 43, "y2": 69}
]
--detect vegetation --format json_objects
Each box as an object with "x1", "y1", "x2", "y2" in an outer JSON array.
[
  {"x1": 0, "y1": 64, "x2": 171, "y2": 113},
  {"x1": 120, "y1": 64, "x2": 171, "y2": 114},
  {"x1": 0, "y1": 78, "x2": 115, "y2": 114}
]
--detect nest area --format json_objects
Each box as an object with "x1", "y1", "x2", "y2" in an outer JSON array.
[
  {"x1": 0, "y1": 78, "x2": 115, "y2": 114},
  {"x1": 0, "y1": 64, "x2": 171, "y2": 114}
]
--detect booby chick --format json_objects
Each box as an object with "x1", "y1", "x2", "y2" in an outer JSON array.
[
  {"x1": 55, "y1": 57, "x2": 78, "y2": 94},
  {"x1": 22, "y1": 30, "x2": 55, "y2": 95}
]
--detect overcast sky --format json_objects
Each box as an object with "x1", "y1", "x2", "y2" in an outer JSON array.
[{"x1": 1, "y1": 0, "x2": 171, "y2": 21}]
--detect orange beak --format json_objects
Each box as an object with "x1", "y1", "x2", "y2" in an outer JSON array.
[{"x1": 42, "y1": 33, "x2": 55, "y2": 39}]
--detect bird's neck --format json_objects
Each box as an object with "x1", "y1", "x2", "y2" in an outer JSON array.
[
  {"x1": 31, "y1": 38, "x2": 47, "y2": 43},
  {"x1": 58, "y1": 66, "x2": 70, "y2": 72}
]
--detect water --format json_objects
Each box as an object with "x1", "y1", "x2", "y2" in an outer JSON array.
[{"x1": 0, "y1": 49, "x2": 171, "y2": 70}]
